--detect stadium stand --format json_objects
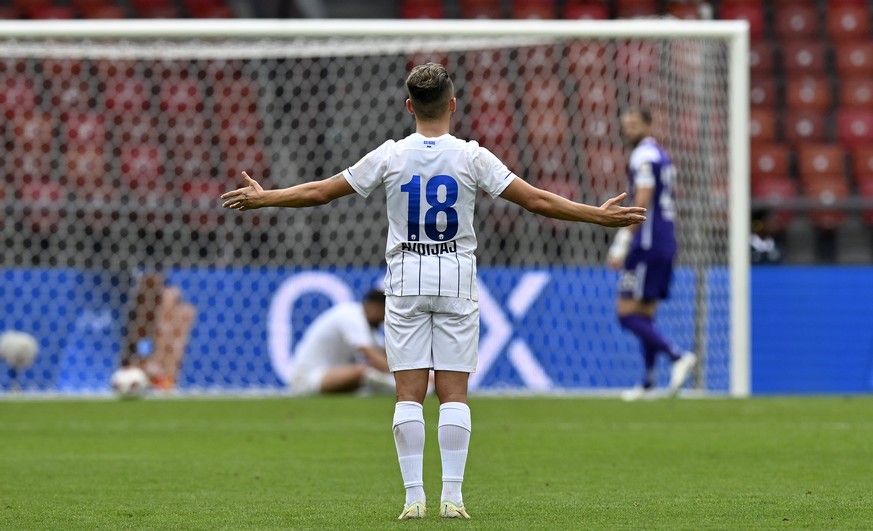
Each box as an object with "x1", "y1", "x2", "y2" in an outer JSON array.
[{"x1": 3, "y1": 0, "x2": 870, "y2": 263}]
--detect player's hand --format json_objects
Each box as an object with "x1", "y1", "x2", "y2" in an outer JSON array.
[
  {"x1": 598, "y1": 192, "x2": 646, "y2": 227},
  {"x1": 221, "y1": 172, "x2": 265, "y2": 211}
]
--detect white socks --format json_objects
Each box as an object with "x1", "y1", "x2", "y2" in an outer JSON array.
[
  {"x1": 438, "y1": 402, "x2": 471, "y2": 505},
  {"x1": 392, "y1": 401, "x2": 472, "y2": 507},
  {"x1": 392, "y1": 401, "x2": 426, "y2": 505}
]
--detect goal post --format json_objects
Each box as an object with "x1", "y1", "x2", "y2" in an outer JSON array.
[{"x1": 0, "y1": 19, "x2": 750, "y2": 397}]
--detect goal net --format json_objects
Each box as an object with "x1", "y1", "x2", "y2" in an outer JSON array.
[{"x1": 0, "y1": 20, "x2": 748, "y2": 396}]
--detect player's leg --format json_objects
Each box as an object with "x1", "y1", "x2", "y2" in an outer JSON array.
[
  {"x1": 318, "y1": 364, "x2": 367, "y2": 393},
  {"x1": 617, "y1": 257, "x2": 695, "y2": 395},
  {"x1": 432, "y1": 297, "x2": 477, "y2": 519},
  {"x1": 393, "y1": 368, "x2": 430, "y2": 518},
  {"x1": 385, "y1": 295, "x2": 433, "y2": 518}
]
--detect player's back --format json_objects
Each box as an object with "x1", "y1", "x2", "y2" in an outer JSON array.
[
  {"x1": 628, "y1": 137, "x2": 677, "y2": 255},
  {"x1": 344, "y1": 133, "x2": 515, "y2": 301},
  {"x1": 291, "y1": 302, "x2": 372, "y2": 372}
]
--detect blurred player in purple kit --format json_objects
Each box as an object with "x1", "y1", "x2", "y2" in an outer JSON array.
[{"x1": 607, "y1": 108, "x2": 697, "y2": 401}]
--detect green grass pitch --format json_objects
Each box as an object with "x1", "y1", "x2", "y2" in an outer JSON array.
[{"x1": 2, "y1": 395, "x2": 871, "y2": 530}]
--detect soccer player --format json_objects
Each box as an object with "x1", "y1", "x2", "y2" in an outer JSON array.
[
  {"x1": 606, "y1": 108, "x2": 697, "y2": 402},
  {"x1": 288, "y1": 289, "x2": 395, "y2": 396},
  {"x1": 222, "y1": 63, "x2": 646, "y2": 520}
]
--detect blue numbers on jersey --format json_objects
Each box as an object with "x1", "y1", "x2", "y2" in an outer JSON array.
[{"x1": 401, "y1": 174, "x2": 459, "y2": 241}]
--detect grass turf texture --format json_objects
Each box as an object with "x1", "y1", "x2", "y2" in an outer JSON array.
[{"x1": 2, "y1": 396, "x2": 871, "y2": 530}]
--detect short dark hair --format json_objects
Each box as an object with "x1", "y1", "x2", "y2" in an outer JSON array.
[
  {"x1": 362, "y1": 289, "x2": 386, "y2": 306},
  {"x1": 627, "y1": 106, "x2": 653, "y2": 125},
  {"x1": 406, "y1": 62, "x2": 454, "y2": 120}
]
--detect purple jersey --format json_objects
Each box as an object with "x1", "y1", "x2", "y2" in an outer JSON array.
[{"x1": 627, "y1": 137, "x2": 677, "y2": 257}]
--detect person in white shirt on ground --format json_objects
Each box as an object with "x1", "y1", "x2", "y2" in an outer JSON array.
[
  {"x1": 288, "y1": 289, "x2": 394, "y2": 396},
  {"x1": 222, "y1": 62, "x2": 646, "y2": 521}
]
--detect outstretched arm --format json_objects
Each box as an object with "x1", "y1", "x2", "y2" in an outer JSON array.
[
  {"x1": 221, "y1": 171, "x2": 356, "y2": 211},
  {"x1": 498, "y1": 177, "x2": 646, "y2": 227}
]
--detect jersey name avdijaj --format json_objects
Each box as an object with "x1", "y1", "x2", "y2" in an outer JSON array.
[
  {"x1": 628, "y1": 136, "x2": 677, "y2": 255},
  {"x1": 343, "y1": 133, "x2": 516, "y2": 300}
]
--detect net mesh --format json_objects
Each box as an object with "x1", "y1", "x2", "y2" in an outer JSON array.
[{"x1": 0, "y1": 33, "x2": 732, "y2": 394}]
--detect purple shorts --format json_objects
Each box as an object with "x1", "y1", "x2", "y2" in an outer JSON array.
[{"x1": 618, "y1": 248, "x2": 675, "y2": 301}]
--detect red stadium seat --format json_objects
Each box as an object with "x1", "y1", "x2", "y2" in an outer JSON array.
[
  {"x1": 212, "y1": 76, "x2": 260, "y2": 121},
  {"x1": 616, "y1": 0, "x2": 660, "y2": 19},
  {"x1": 834, "y1": 41, "x2": 873, "y2": 76},
  {"x1": 12, "y1": 0, "x2": 51, "y2": 10},
  {"x1": 751, "y1": 174, "x2": 798, "y2": 230},
  {"x1": 64, "y1": 111, "x2": 107, "y2": 151},
  {"x1": 836, "y1": 107, "x2": 873, "y2": 147},
  {"x1": 615, "y1": 41, "x2": 659, "y2": 82},
  {"x1": 750, "y1": 107, "x2": 778, "y2": 142},
  {"x1": 72, "y1": 0, "x2": 113, "y2": 10},
  {"x1": 667, "y1": 3, "x2": 703, "y2": 20},
  {"x1": 10, "y1": 111, "x2": 53, "y2": 150},
  {"x1": 566, "y1": 41, "x2": 609, "y2": 80},
  {"x1": 220, "y1": 145, "x2": 268, "y2": 182},
  {"x1": 19, "y1": 177, "x2": 67, "y2": 234},
  {"x1": 783, "y1": 109, "x2": 829, "y2": 144},
  {"x1": 577, "y1": 77, "x2": 618, "y2": 115},
  {"x1": 781, "y1": 41, "x2": 827, "y2": 74},
  {"x1": 9, "y1": 111, "x2": 53, "y2": 180},
  {"x1": 585, "y1": 145, "x2": 627, "y2": 196},
  {"x1": 120, "y1": 145, "x2": 167, "y2": 198},
  {"x1": 0, "y1": 78, "x2": 39, "y2": 117},
  {"x1": 43, "y1": 58, "x2": 89, "y2": 117},
  {"x1": 136, "y1": 5, "x2": 182, "y2": 17},
  {"x1": 564, "y1": 3, "x2": 608, "y2": 19},
  {"x1": 28, "y1": 6, "x2": 76, "y2": 19},
  {"x1": 400, "y1": 0, "x2": 445, "y2": 19},
  {"x1": 114, "y1": 112, "x2": 159, "y2": 146},
  {"x1": 216, "y1": 114, "x2": 262, "y2": 154},
  {"x1": 797, "y1": 144, "x2": 847, "y2": 181},
  {"x1": 159, "y1": 78, "x2": 204, "y2": 114},
  {"x1": 775, "y1": 5, "x2": 820, "y2": 40},
  {"x1": 803, "y1": 174, "x2": 849, "y2": 230},
  {"x1": 104, "y1": 78, "x2": 150, "y2": 115},
  {"x1": 839, "y1": 77, "x2": 873, "y2": 107},
  {"x1": 749, "y1": 41, "x2": 776, "y2": 76},
  {"x1": 164, "y1": 114, "x2": 210, "y2": 157},
  {"x1": 0, "y1": 6, "x2": 21, "y2": 18},
  {"x1": 66, "y1": 146, "x2": 110, "y2": 202},
  {"x1": 785, "y1": 75, "x2": 832, "y2": 110},
  {"x1": 719, "y1": 5, "x2": 765, "y2": 39},
  {"x1": 460, "y1": 0, "x2": 503, "y2": 19},
  {"x1": 826, "y1": 5, "x2": 870, "y2": 41},
  {"x1": 191, "y1": 5, "x2": 234, "y2": 17},
  {"x1": 83, "y1": 5, "x2": 127, "y2": 18},
  {"x1": 751, "y1": 144, "x2": 791, "y2": 179},
  {"x1": 511, "y1": 0, "x2": 556, "y2": 19},
  {"x1": 750, "y1": 77, "x2": 779, "y2": 108},
  {"x1": 851, "y1": 147, "x2": 873, "y2": 177}
]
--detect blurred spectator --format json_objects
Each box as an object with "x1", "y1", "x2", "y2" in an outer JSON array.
[{"x1": 750, "y1": 208, "x2": 782, "y2": 264}]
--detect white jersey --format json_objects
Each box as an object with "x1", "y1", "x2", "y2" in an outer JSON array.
[
  {"x1": 343, "y1": 133, "x2": 517, "y2": 301},
  {"x1": 290, "y1": 302, "x2": 379, "y2": 375}
]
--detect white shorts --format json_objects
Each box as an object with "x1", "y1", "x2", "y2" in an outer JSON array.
[
  {"x1": 289, "y1": 366, "x2": 329, "y2": 396},
  {"x1": 385, "y1": 295, "x2": 479, "y2": 373}
]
